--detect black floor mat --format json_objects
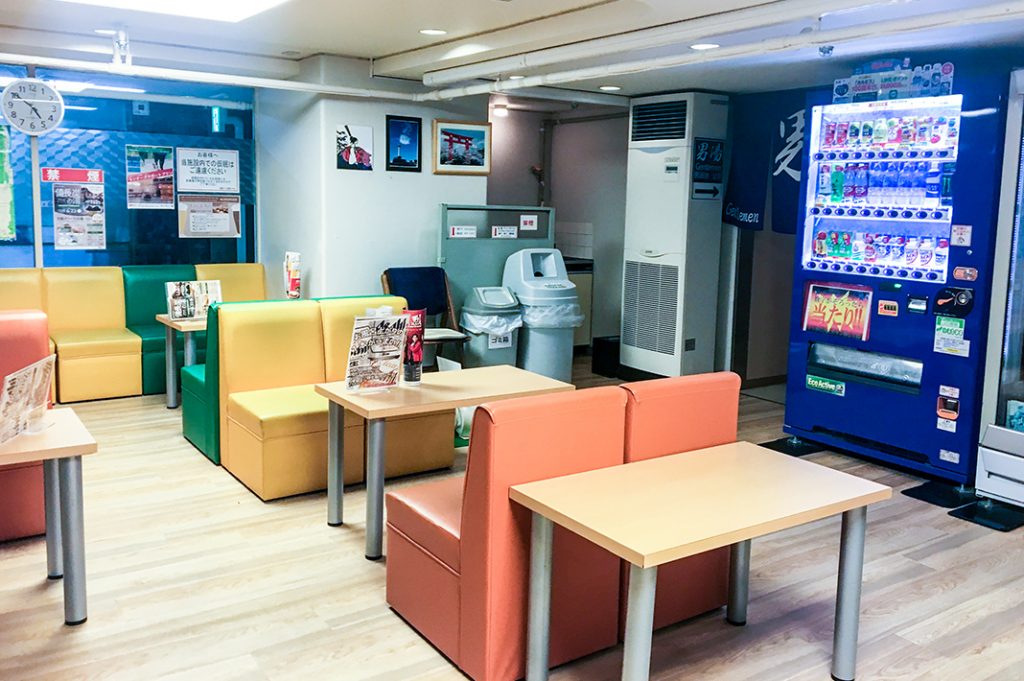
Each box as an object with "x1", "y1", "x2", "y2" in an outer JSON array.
[
  {"x1": 901, "y1": 480, "x2": 976, "y2": 508},
  {"x1": 950, "y1": 499, "x2": 1024, "y2": 532},
  {"x1": 760, "y1": 436, "x2": 823, "y2": 457}
]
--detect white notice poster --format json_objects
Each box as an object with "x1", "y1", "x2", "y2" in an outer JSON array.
[
  {"x1": 178, "y1": 194, "x2": 241, "y2": 238},
  {"x1": 176, "y1": 148, "x2": 240, "y2": 193}
]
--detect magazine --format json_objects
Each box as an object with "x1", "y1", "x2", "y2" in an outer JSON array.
[
  {"x1": 0, "y1": 354, "x2": 55, "y2": 445},
  {"x1": 346, "y1": 314, "x2": 408, "y2": 392},
  {"x1": 165, "y1": 280, "x2": 222, "y2": 320}
]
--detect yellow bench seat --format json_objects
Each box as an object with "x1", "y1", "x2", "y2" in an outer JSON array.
[{"x1": 50, "y1": 328, "x2": 141, "y2": 358}]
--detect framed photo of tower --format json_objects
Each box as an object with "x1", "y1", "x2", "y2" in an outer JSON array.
[
  {"x1": 386, "y1": 115, "x2": 422, "y2": 172},
  {"x1": 432, "y1": 119, "x2": 491, "y2": 175}
]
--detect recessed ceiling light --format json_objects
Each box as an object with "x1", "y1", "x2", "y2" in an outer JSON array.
[
  {"x1": 93, "y1": 28, "x2": 117, "y2": 35},
  {"x1": 55, "y1": 0, "x2": 291, "y2": 23},
  {"x1": 690, "y1": 43, "x2": 720, "y2": 50},
  {"x1": 599, "y1": 85, "x2": 621, "y2": 92},
  {"x1": 65, "y1": 105, "x2": 98, "y2": 111},
  {"x1": 507, "y1": 75, "x2": 525, "y2": 80},
  {"x1": 419, "y1": 29, "x2": 447, "y2": 36}
]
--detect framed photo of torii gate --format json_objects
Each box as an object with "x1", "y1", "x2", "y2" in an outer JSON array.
[{"x1": 432, "y1": 119, "x2": 492, "y2": 175}]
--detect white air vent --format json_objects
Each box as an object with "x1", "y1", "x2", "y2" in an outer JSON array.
[
  {"x1": 621, "y1": 260, "x2": 678, "y2": 354},
  {"x1": 631, "y1": 100, "x2": 687, "y2": 142}
]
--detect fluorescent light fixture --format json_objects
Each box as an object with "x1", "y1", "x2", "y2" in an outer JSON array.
[
  {"x1": 492, "y1": 104, "x2": 509, "y2": 118},
  {"x1": 94, "y1": 28, "x2": 117, "y2": 35},
  {"x1": 419, "y1": 28, "x2": 448, "y2": 36},
  {"x1": 0, "y1": 77, "x2": 145, "y2": 94},
  {"x1": 507, "y1": 75, "x2": 525, "y2": 80},
  {"x1": 690, "y1": 42, "x2": 720, "y2": 50},
  {"x1": 599, "y1": 85, "x2": 621, "y2": 91},
  {"x1": 86, "y1": 84, "x2": 146, "y2": 94},
  {"x1": 55, "y1": 0, "x2": 291, "y2": 23},
  {"x1": 65, "y1": 105, "x2": 98, "y2": 111}
]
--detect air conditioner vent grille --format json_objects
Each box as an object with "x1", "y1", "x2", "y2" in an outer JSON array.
[
  {"x1": 622, "y1": 260, "x2": 678, "y2": 354},
  {"x1": 631, "y1": 100, "x2": 687, "y2": 142}
]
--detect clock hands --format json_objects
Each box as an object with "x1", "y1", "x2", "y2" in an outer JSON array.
[{"x1": 10, "y1": 92, "x2": 44, "y2": 120}]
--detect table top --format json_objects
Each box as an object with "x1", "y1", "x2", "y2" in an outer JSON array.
[
  {"x1": 424, "y1": 328, "x2": 468, "y2": 343},
  {"x1": 315, "y1": 365, "x2": 573, "y2": 419},
  {"x1": 155, "y1": 314, "x2": 207, "y2": 333},
  {"x1": 510, "y1": 441, "x2": 892, "y2": 569},
  {"x1": 0, "y1": 408, "x2": 98, "y2": 466}
]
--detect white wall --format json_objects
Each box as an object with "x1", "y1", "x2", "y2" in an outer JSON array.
[
  {"x1": 257, "y1": 56, "x2": 488, "y2": 298},
  {"x1": 487, "y1": 109, "x2": 545, "y2": 206},
  {"x1": 550, "y1": 115, "x2": 628, "y2": 338}
]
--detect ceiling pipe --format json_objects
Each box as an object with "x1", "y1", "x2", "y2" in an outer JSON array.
[
  {"x1": 421, "y1": 0, "x2": 897, "y2": 87},
  {"x1": 416, "y1": 0, "x2": 1024, "y2": 101}
]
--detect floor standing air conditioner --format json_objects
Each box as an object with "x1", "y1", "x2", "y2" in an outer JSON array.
[{"x1": 620, "y1": 92, "x2": 730, "y2": 377}]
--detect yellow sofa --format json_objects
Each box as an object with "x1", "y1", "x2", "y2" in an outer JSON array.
[
  {"x1": 43, "y1": 267, "x2": 141, "y2": 403},
  {"x1": 219, "y1": 297, "x2": 454, "y2": 501},
  {"x1": 195, "y1": 263, "x2": 266, "y2": 302}
]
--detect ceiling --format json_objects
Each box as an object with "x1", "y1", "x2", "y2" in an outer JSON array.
[{"x1": 0, "y1": 0, "x2": 1023, "y2": 100}]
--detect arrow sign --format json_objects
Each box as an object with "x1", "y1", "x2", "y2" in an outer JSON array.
[{"x1": 692, "y1": 183, "x2": 721, "y2": 200}]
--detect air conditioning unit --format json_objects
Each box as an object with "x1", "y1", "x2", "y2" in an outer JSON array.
[{"x1": 620, "y1": 92, "x2": 730, "y2": 377}]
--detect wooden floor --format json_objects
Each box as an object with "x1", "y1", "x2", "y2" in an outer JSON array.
[{"x1": 1, "y1": 360, "x2": 1022, "y2": 680}]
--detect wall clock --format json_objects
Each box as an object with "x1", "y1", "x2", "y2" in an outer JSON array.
[{"x1": 1, "y1": 78, "x2": 65, "y2": 136}]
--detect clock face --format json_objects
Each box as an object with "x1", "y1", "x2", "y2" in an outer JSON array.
[{"x1": 1, "y1": 79, "x2": 65, "y2": 136}]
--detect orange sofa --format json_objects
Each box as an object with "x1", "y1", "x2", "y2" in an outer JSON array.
[
  {"x1": 385, "y1": 387, "x2": 626, "y2": 681},
  {"x1": 0, "y1": 310, "x2": 50, "y2": 542},
  {"x1": 618, "y1": 372, "x2": 740, "y2": 633}
]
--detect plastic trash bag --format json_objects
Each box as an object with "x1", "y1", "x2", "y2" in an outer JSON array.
[
  {"x1": 461, "y1": 312, "x2": 524, "y2": 336},
  {"x1": 520, "y1": 303, "x2": 584, "y2": 329}
]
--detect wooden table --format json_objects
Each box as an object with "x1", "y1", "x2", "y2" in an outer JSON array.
[
  {"x1": 315, "y1": 365, "x2": 573, "y2": 559},
  {"x1": 155, "y1": 314, "x2": 206, "y2": 409},
  {"x1": 0, "y1": 408, "x2": 98, "y2": 625},
  {"x1": 510, "y1": 441, "x2": 892, "y2": 681}
]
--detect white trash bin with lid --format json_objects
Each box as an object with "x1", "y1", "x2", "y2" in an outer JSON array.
[
  {"x1": 502, "y1": 249, "x2": 583, "y2": 383},
  {"x1": 460, "y1": 287, "x2": 523, "y2": 368}
]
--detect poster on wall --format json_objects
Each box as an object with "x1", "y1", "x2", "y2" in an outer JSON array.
[
  {"x1": 386, "y1": 115, "x2": 421, "y2": 172},
  {"x1": 53, "y1": 181, "x2": 106, "y2": 250},
  {"x1": 336, "y1": 125, "x2": 373, "y2": 171},
  {"x1": 176, "y1": 148, "x2": 240, "y2": 193},
  {"x1": 126, "y1": 145, "x2": 175, "y2": 209},
  {"x1": 0, "y1": 126, "x2": 15, "y2": 241},
  {"x1": 177, "y1": 194, "x2": 240, "y2": 239},
  {"x1": 432, "y1": 119, "x2": 491, "y2": 175},
  {"x1": 802, "y1": 282, "x2": 873, "y2": 341}
]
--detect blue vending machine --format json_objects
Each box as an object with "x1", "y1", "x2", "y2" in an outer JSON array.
[{"x1": 784, "y1": 91, "x2": 1004, "y2": 484}]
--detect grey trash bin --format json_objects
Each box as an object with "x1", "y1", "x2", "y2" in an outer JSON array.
[
  {"x1": 460, "y1": 287, "x2": 523, "y2": 368},
  {"x1": 502, "y1": 249, "x2": 583, "y2": 383}
]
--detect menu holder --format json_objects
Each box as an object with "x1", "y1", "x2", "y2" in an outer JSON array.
[
  {"x1": 166, "y1": 280, "x2": 222, "y2": 321},
  {"x1": 345, "y1": 312, "x2": 408, "y2": 392},
  {"x1": 0, "y1": 354, "x2": 56, "y2": 445}
]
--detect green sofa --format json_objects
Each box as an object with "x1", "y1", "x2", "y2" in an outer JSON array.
[
  {"x1": 182, "y1": 302, "x2": 220, "y2": 462},
  {"x1": 122, "y1": 265, "x2": 208, "y2": 395}
]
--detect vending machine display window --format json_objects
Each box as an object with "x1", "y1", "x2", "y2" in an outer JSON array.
[{"x1": 802, "y1": 95, "x2": 963, "y2": 284}]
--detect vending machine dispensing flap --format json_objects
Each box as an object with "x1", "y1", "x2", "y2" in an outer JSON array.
[{"x1": 808, "y1": 342, "x2": 923, "y2": 393}]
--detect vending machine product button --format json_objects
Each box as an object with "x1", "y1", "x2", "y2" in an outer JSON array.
[
  {"x1": 897, "y1": 270, "x2": 909, "y2": 278},
  {"x1": 836, "y1": 208, "x2": 845, "y2": 216},
  {"x1": 912, "y1": 271, "x2": 924, "y2": 279},
  {"x1": 814, "y1": 153, "x2": 824, "y2": 161},
  {"x1": 806, "y1": 261, "x2": 817, "y2": 269},
  {"x1": 923, "y1": 150, "x2": 934, "y2": 158},
  {"x1": 901, "y1": 211, "x2": 914, "y2": 219},
  {"x1": 880, "y1": 151, "x2": 890, "y2": 158},
  {"x1": 839, "y1": 152, "x2": 849, "y2": 160},
  {"x1": 831, "y1": 264, "x2": 842, "y2": 271},
  {"x1": 870, "y1": 267, "x2": 881, "y2": 275},
  {"x1": 857, "y1": 266, "x2": 867, "y2": 274},
  {"x1": 874, "y1": 210, "x2": 885, "y2": 218},
  {"x1": 811, "y1": 207, "x2": 821, "y2": 215},
  {"x1": 861, "y1": 209, "x2": 872, "y2": 217},
  {"x1": 823, "y1": 208, "x2": 833, "y2": 215},
  {"x1": 867, "y1": 151, "x2": 877, "y2": 159},
  {"x1": 854, "y1": 152, "x2": 863, "y2": 159},
  {"x1": 843, "y1": 265, "x2": 854, "y2": 272},
  {"x1": 916, "y1": 211, "x2": 928, "y2": 219},
  {"x1": 926, "y1": 272, "x2": 939, "y2": 281},
  {"x1": 888, "y1": 210, "x2": 899, "y2": 218},
  {"x1": 827, "y1": 152, "x2": 837, "y2": 160},
  {"x1": 908, "y1": 151, "x2": 919, "y2": 158},
  {"x1": 932, "y1": 211, "x2": 944, "y2": 220},
  {"x1": 894, "y1": 151, "x2": 905, "y2": 158},
  {"x1": 938, "y1": 150, "x2": 950, "y2": 157},
  {"x1": 884, "y1": 268, "x2": 895, "y2": 276}
]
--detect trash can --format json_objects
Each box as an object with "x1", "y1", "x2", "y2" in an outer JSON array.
[
  {"x1": 502, "y1": 249, "x2": 584, "y2": 383},
  {"x1": 460, "y1": 286, "x2": 523, "y2": 368}
]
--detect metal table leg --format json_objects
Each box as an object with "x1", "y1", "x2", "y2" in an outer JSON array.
[
  {"x1": 622, "y1": 564, "x2": 658, "y2": 681},
  {"x1": 164, "y1": 326, "x2": 178, "y2": 409},
  {"x1": 183, "y1": 330, "x2": 197, "y2": 367},
  {"x1": 526, "y1": 513, "x2": 554, "y2": 681},
  {"x1": 727, "y1": 539, "x2": 752, "y2": 625},
  {"x1": 327, "y1": 402, "x2": 345, "y2": 526},
  {"x1": 365, "y1": 418, "x2": 386, "y2": 560},
  {"x1": 43, "y1": 459, "x2": 62, "y2": 579},
  {"x1": 58, "y1": 456, "x2": 87, "y2": 625},
  {"x1": 832, "y1": 506, "x2": 867, "y2": 681}
]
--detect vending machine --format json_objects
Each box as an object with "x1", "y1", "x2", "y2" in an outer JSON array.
[{"x1": 784, "y1": 92, "x2": 1004, "y2": 484}]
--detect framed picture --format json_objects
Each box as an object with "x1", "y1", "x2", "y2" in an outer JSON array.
[
  {"x1": 386, "y1": 115, "x2": 422, "y2": 172},
  {"x1": 433, "y1": 119, "x2": 491, "y2": 175},
  {"x1": 336, "y1": 124, "x2": 373, "y2": 171}
]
